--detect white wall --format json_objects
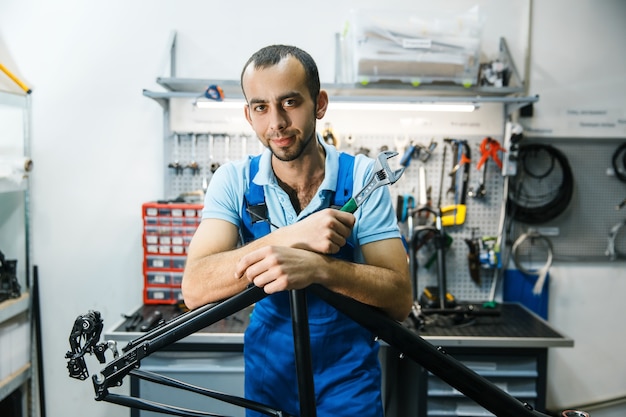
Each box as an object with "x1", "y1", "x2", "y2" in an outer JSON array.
[
  {"x1": 0, "y1": 1, "x2": 625, "y2": 417},
  {"x1": 525, "y1": 1, "x2": 626, "y2": 413},
  {"x1": 524, "y1": 0, "x2": 626, "y2": 138}
]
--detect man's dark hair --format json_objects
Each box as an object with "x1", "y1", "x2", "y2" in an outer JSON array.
[{"x1": 240, "y1": 45, "x2": 321, "y2": 104}]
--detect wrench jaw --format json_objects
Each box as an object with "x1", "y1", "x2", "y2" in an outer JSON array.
[
  {"x1": 377, "y1": 151, "x2": 406, "y2": 186},
  {"x1": 353, "y1": 151, "x2": 405, "y2": 207},
  {"x1": 391, "y1": 167, "x2": 406, "y2": 184},
  {"x1": 378, "y1": 150, "x2": 399, "y2": 167}
]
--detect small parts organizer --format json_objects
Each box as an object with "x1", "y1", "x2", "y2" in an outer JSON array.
[{"x1": 142, "y1": 202, "x2": 203, "y2": 304}]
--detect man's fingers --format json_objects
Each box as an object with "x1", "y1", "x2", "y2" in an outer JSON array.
[{"x1": 235, "y1": 247, "x2": 267, "y2": 280}]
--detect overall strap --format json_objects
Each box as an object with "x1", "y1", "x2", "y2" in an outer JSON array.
[
  {"x1": 333, "y1": 152, "x2": 355, "y2": 208},
  {"x1": 243, "y1": 152, "x2": 358, "y2": 324},
  {"x1": 242, "y1": 152, "x2": 356, "y2": 243},
  {"x1": 242, "y1": 155, "x2": 270, "y2": 243}
]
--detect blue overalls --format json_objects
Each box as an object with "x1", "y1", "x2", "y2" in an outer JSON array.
[{"x1": 241, "y1": 153, "x2": 383, "y2": 417}]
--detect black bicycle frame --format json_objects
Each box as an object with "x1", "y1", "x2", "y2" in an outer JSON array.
[{"x1": 88, "y1": 284, "x2": 563, "y2": 417}]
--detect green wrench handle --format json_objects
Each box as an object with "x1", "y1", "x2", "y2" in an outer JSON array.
[{"x1": 340, "y1": 198, "x2": 358, "y2": 213}]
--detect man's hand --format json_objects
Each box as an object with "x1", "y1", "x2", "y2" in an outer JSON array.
[
  {"x1": 235, "y1": 246, "x2": 324, "y2": 293},
  {"x1": 234, "y1": 208, "x2": 354, "y2": 294},
  {"x1": 274, "y1": 208, "x2": 355, "y2": 254}
]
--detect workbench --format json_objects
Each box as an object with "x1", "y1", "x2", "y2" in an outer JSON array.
[{"x1": 104, "y1": 302, "x2": 572, "y2": 417}]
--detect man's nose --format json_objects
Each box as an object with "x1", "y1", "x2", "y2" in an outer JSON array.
[{"x1": 269, "y1": 107, "x2": 289, "y2": 131}]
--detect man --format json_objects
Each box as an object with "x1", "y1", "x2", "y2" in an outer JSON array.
[{"x1": 182, "y1": 45, "x2": 412, "y2": 417}]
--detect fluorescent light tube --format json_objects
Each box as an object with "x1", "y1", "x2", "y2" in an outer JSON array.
[
  {"x1": 194, "y1": 99, "x2": 246, "y2": 109},
  {"x1": 194, "y1": 99, "x2": 477, "y2": 112},
  {"x1": 329, "y1": 102, "x2": 477, "y2": 112}
]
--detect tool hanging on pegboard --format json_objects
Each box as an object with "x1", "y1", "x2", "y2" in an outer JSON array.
[
  {"x1": 465, "y1": 227, "x2": 502, "y2": 286},
  {"x1": 322, "y1": 123, "x2": 338, "y2": 147},
  {"x1": 464, "y1": 231, "x2": 482, "y2": 284},
  {"x1": 168, "y1": 133, "x2": 184, "y2": 175},
  {"x1": 208, "y1": 134, "x2": 220, "y2": 174},
  {"x1": 441, "y1": 138, "x2": 471, "y2": 226},
  {"x1": 469, "y1": 137, "x2": 504, "y2": 199},
  {"x1": 502, "y1": 122, "x2": 523, "y2": 177},
  {"x1": 187, "y1": 134, "x2": 200, "y2": 175},
  {"x1": 399, "y1": 138, "x2": 437, "y2": 167},
  {"x1": 396, "y1": 139, "x2": 438, "y2": 243}
]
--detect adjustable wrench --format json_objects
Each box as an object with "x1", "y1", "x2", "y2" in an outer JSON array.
[{"x1": 341, "y1": 151, "x2": 405, "y2": 213}]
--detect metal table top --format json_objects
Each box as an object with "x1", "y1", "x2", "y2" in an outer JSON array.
[
  {"x1": 412, "y1": 302, "x2": 573, "y2": 348},
  {"x1": 104, "y1": 302, "x2": 573, "y2": 349}
]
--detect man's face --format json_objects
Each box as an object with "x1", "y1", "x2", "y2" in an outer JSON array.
[{"x1": 242, "y1": 56, "x2": 321, "y2": 162}]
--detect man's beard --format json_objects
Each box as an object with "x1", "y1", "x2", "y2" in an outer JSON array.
[{"x1": 269, "y1": 129, "x2": 316, "y2": 162}]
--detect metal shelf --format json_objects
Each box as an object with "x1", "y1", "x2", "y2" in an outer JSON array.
[
  {"x1": 0, "y1": 89, "x2": 33, "y2": 411},
  {"x1": 0, "y1": 90, "x2": 28, "y2": 107},
  {"x1": 145, "y1": 36, "x2": 533, "y2": 107},
  {"x1": 0, "y1": 363, "x2": 31, "y2": 404},
  {"x1": 144, "y1": 78, "x2": 537, "y2": 113},
  {"x1": 154, "y1": 75, "x2": 527, "y2": 96},
  {"x1": 0, "y1": 292, "x2": 30, "y2": 324},
  {"x1": 143, "y1": 81, "x2": 538, "y2": 120},
  {"x1": 0, "y1": 180, "x2": 27, "y2": 194},
  {"x1": 0, "y1": 293, "x2": 31, "y2": 405}
]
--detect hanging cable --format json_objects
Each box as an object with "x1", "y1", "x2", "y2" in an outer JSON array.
[
  {"x1": 611, "y1": 142, "x2": 626, "y2": 183},
  {"x1": 512, "y1": 231, "x2": 554, "y2": 295},
  {"x1": 508, "y1": 143, "x2": 574, "y2": 224},
  {"x1": 605, "y1": 219, "x2": 626, "y2": 260}
]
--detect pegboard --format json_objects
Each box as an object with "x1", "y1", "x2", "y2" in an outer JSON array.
[
  {"x1": 164, "y1": 132, "x2": 261, "y2": 200},
  {"x1": 164, "y1": 131, "x2": 509, "y2": 302},
  {"x1": 342, "y1": 134, "x2": 506, "y2": 302},
  {"x1": 510, "y1": 138, "x2": 626, "y2": 262}
]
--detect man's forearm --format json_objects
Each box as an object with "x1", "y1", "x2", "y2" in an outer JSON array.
[
  {"x1": 319, "y1": 257, "x2": 412, "y2": 322},
  {"x1": 182, "y1": 250, "x2": 247, "y2": 308},
  {"x1": 182, "y1": 232, "x2": 281, "y2": 308}
]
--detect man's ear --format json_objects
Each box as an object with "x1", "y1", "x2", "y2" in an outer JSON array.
[
  {"x1": 244, "y1": 103, "x2": 252, "y2": 125},
  {"x1": 316, "y1": 90, "x2": 329, "y2": 119}
]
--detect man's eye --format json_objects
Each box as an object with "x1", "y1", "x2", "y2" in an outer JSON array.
[
  {"x1": 283, "y1": 99, "x2": 296, "y2": 108},
  {"x1": 253, "y1": 104, "x2": 267, "y2": 112}
]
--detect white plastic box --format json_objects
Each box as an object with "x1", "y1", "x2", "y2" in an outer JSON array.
[{"x1": 342, "y1": 7, "x2": 484, "y2": 87}]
